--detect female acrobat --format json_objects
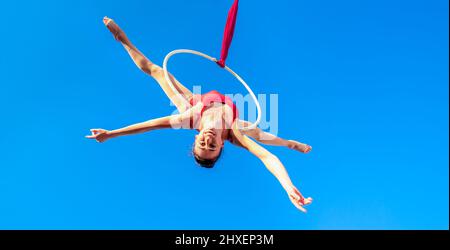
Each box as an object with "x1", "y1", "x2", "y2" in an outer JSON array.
[{"x1": 86, "y1": 17, "x2": 313, "y2": 212}]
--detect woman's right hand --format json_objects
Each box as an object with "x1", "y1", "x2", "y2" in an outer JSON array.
[{"x1": 85, "y1": 129, "x2": 111, "y2": 143}]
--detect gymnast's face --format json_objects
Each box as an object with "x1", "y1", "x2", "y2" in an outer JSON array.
[{"x1": 194, "y1": 128, "x2": 224, "y2": 160}]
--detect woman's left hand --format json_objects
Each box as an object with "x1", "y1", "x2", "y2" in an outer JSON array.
[{"x1": 286, "y1": 185, "x2": 313, "y2": 213}]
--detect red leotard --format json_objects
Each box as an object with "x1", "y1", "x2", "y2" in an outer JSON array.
[{"x1": 189, "y1": 90, "x2": 239, "y2": 129}]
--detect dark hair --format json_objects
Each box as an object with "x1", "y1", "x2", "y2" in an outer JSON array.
[{"x1": 193, "y1": 147, "x2": 223, "y2": 169}]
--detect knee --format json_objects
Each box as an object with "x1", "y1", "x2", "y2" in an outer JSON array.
[
  {"x1": 148, "y1": 65, "x2": 164, "y2": 77},
  {"x1": 136, "y1": 60, "x2": 152, "y2": 74}
]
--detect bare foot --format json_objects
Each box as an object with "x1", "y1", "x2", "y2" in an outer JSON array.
[
  {"x1": 103, "y1": 16, "x2": 125, "y2": 41},
  {"x1": 288, "y1": 140, "x2": 312, "y2": 153}
]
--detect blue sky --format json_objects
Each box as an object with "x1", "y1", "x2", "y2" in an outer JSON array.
[{"x1": 0, "y1": 0, "x2": 448, "y2": 229}]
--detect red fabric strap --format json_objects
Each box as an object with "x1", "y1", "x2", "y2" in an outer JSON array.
[{"x1": 216, "y1": 0, "x2": 239, "y2": 68}]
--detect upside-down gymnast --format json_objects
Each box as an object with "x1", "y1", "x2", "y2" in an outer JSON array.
[{"x1": 86, "y1": 17, "x2": 313, "y2": 212}]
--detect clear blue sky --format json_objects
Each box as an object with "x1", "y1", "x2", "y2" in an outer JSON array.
[{"x1": 0, "y1": 0, "x2": 448, "y2": 229}]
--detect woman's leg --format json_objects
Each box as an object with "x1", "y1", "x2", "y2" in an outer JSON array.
[{"x1": 103, "y1": 17, "x2": 193, "y2": 112}]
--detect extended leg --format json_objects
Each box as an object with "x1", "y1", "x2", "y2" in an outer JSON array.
[{"x1": 103, "y1": 17, "x2": 193, "y2": 113}]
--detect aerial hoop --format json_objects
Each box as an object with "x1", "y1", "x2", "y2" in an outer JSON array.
[{"x1": 162, "y1": 49, "x2": 262, "y2": 131}]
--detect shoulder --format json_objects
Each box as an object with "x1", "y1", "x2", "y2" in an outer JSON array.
[{"x1": 228, "y1": 121, "x2": 245, "y2": 147}]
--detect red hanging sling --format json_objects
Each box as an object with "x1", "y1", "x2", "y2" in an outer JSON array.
[{"x1": 216, "y1": 0, "x2": 239, "y2": 68}]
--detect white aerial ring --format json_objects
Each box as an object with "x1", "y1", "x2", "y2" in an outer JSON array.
[{"x1": 163, "y1": 49, "x2": 261, "y2": 130}]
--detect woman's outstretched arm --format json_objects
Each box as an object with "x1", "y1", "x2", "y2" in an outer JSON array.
[
  {"x1": 230, "y1": 122, "x2": 313, "y2": 212},
  {"x1": 237, "y1": 120, "x2": 312, "y2": 153},
  {"x1": 86, "y1": 108, "x2": 194, "y2": 143}
]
